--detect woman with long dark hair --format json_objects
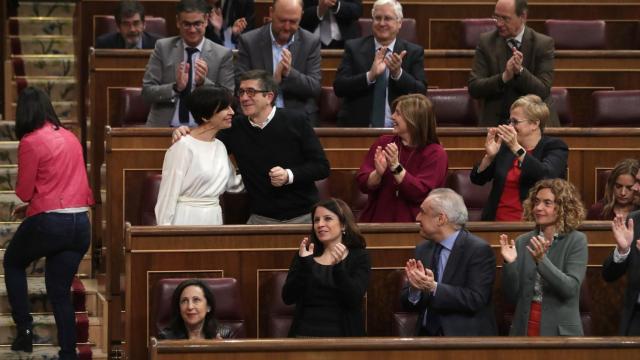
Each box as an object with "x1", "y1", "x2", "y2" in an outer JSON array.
[
  {"x1": 587, "y1": 158, "x2": 640, "y2": 220},
  {"x1": 282, "y1": 198, "x2": 370, "y2": 336},
  {"x1": 158, "y1": 279, "x2": 231, "y2": 339},
  {"x1": 4, "y1": 87, "x2": 94, "y2": 359}
]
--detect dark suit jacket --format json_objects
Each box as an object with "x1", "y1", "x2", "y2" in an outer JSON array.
[
  {"x1": 95, "y1": 31, "x2": 159, "y2": 49},
  {"x1": 470, "y1": 136, "x2": 568, "y2": 221},
  {"x1": 602, "y1": 210, "x2": 640, "y2": 335},
  {"x1": 300, "y1": 0, "x2": 362, "y2": 44},
  {"x1": 205, "y1": 0, "x2": 255, "y2": 46},
  {"x1": 400, "y1": 230, "x2": 497, "y2": 336},
  {"x1": 235, "y1": 25, "x2": 321, "y2": 123},
  {"x1": 333, "y1": 36, "x2": 426, "y2": 127},
  {"x1": 468, "y1": 27, "x2": 558, "y2": 127}
]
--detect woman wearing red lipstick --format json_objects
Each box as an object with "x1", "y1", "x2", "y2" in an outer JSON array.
[
  {"x1": 282, "y1": 198, "x2": 370, "y2": 337},
  {"x1": 356, "y1": 94, "x2": 448, "y2": 223},
  {"x1": 155, "y1": 85, "x2": 244, "y2": 225},
  {"x1": 499, "y1": 178, "x2": 587, "y2": 336}
]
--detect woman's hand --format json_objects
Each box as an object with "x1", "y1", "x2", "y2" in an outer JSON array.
[
  {"x1": 496, "y1": 124, "x2": 521, "y2": 153},
  {"x1": 383, "y1": 142, "x2": 399, "y2": 170},
  {"x1": 499, "y1": 234, "x2": 517, "y2": 263},
  {"x1": 11, "y1": 203, "x2": 28, "y2": 220},
  {"x1": 612, "y1": 215, "x2": 634, "y2": 254},
  {"x1": 328, "y1": 243, "x2": 347, "y2": 264},
  {"x1": 526, "y1": 235, "x2": 550, "y2": 263},
  {"x1": 484, "y1": 128, "x2": 501, "y2": 158},
  {"x1": 298, "y1": 237, "x2": 314, "y2": 257},
  {"x1": 373, "y1": 146, "x2": 387, "y2": 175}
]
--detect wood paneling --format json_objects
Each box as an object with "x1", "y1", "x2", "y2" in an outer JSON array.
[{"x1": 127, "y1": 222, "x2": 625, "y2": 359}]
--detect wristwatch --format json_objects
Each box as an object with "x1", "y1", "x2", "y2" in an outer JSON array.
[
  {"x1": 515, "y1": 147, "x2": 526, "y2": 157},
  {"x1": 391, "y1": 164, "x2": 404, "y2": 174}
]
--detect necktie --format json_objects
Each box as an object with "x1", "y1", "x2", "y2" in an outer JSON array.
[
  {"x1": 507, "y1": 38, "x2": 520, "y2": 51},
  {"x1": 370, "y1": 48, "x2": 389, "y2": 127},
  {"x1": 179, "y1": 47, "x2": 199, "y2": 124},
  {"x1": 424, "y1": 243, "x2": 444, "y2": 335}
]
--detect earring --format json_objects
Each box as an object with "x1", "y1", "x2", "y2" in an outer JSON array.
[{"x1": 342, "y1": 229, "x2": 346, "y2": 235}]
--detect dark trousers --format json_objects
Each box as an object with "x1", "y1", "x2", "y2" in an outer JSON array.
[{"x1": 4, "y1": 212, "x2": 90, "y2": 360}]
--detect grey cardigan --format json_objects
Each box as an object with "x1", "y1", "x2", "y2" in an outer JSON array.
[{"x1": 503, "y1": 229, "x2": 588, "y2": 336}]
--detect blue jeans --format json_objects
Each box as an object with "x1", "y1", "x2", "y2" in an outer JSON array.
[{"x1": 3, "y1": 212, "x2": 90, "y2": 360}]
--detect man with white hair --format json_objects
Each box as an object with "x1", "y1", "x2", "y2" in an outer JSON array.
[
  {"x1": 401, "y1": 188, "x2": 497, "y2": 336},
  {"x1": 333, "y1": 0, "x2": 426, "y2": 127}
]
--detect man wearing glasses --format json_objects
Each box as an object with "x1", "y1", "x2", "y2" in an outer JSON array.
[
  {"x1": 468, "y1": 0, "x2": 559, "y2": 127},
  {"x1": 333, "y1": 0, "x2": 426, "y2": 127},
  {"x1": 95, "y1": 0, "x2": 160, "y2": 49},
  {"x1": 173, "y1": 70, "x2": 330, "y2": 225},
  {"x1": 235, "y1": 0, "x2": 321, "y2": 125},
  {"x1": 143, "y1": 0, "x2": 235, "y2": 127}
]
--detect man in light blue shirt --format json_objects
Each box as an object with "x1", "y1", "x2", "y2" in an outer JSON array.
[{"x1": 401, "y1": 188, "x2": 497, "y2": 336}]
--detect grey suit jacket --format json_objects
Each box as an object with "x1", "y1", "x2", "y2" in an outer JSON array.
[
  {"x1": 503, "y1": 229, "x2": 588, "y2": 336},
  {"x1": 400, "y1": 230, "x2": 497, "y2": 336},
  {"x1": 602, "y1": 210, "x2": 640, "y2": 335},
  {"x1": 468, "y1": 27, "x2": 558, "y2": 127},
  {"x1": 235, "y1": 25, "x2": 321, "y2": 123},
  {"x1": 142, "y1": 36, "x2": 235, "y2": 127}
]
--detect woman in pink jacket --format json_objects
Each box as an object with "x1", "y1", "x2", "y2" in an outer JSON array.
[{"x1": 4, "y1": 87, "x2": 94, "y2": 359}]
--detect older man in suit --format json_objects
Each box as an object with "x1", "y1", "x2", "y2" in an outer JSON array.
[
  {"x1": 468, "y1": 0, "x2": 558, "y2": 127},
  {"x1": 604, "y1": 174, "x2": 640, "y2": 336},
  {"x1": 235, "y1": 0, "x2": 321, "y2": 124},
  {"x1": 96, "y1": 0, "x2": 160, "y2": 49},
  {"x1": 401, "y1": 188, "x2": 497, "y2": 336},
  {"x1": 142, "y1": 0, "x2": 234, "y2": 127},
  {"x1": 333, "y1": 0, "x2": 426, "y2": 127}
]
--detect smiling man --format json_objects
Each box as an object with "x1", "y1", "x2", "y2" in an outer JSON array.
[
  {"x1": 468, "y1": 0, "x2": 558, "y2": 127},
  {"x1": 142, "y1": 0, "x2": 235, "y2": 127},
  {"x1": 96, "y1": 0, "x2": 160, "y2": 49},
  {"x1": 333, "y1": 0, "x2": 426, "y2": 127},
  {"x1": 235, "y1": 0, "x2": 321, "y2": 125}
]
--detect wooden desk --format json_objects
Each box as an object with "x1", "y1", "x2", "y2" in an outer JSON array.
[
  {"x1": 126, "y1": 222, "x2": 624, "y2": 360},
  {"x1": 150, "y1": 337, "x2": 640, "y2": 360}
]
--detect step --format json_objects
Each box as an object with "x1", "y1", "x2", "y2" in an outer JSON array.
[
  {"x1": 10, "y1": 57, "x2": 76, "y2": 77},
  {"x1": 0, "y1": 167, "x2": 17, "y2": 191},
  {"x1": 8, "y1": 101, "x2": 77, "y2": 122},
  {"x1": 0, "y1": 278, "x2": 99, "y2": 316},
  {"x1": 9, "y1": 37, "x2": 74, "y2": 55},
  {"x1": 0, "y1": 249, "x2": 92, "y2": 278},
  {"x1": 8, "y1": 17, "x2": 74, "y2": 36},
  {"x1": 15, "y1": 2, "x2": 76, "y2": 18},
  {"x1": 0, "y1": 193, "x2": 20, "y2": 221},
  {"x1": 0, "y1": 313, "x2": 99, "y2": 345},
  {"x1": 0, "y1": 343, "x2": 98, "y2": 359},
  {"x1": 9, "y1": 78, "x2": 76, "y2": 102}
]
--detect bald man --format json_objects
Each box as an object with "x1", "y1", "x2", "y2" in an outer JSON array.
[
  {"x1": 468, "y1": 0, "x2": 558, "y2": 127},
  {"x1": 235, "y1": 0, "x2": 321, "y2": 124}
]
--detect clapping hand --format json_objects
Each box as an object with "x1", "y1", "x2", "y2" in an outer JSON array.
[
  {"x1": 368, "y1": 46, "x2": 388, "y2": 82},
  {"x1": 526, "y1": 235, "x2": 550, "y2": 263},
  {"x1": 484, "y1": 128, "x2": 501, "y2": 158},
  {"x1": 499, "y1": 234, "x2": 517, "y2": 263},
  {"x1": 495, "y1": 124, "x2": 521, "y2": 153},
  {"x1": 194, "y1": 58, "x2": 208, "y2": 86},
  {"x1": 231, "y1": 17, "x2": 248, "y2": 36},
  {"x1": 383, "y1": 142, "x2": 399, "y2": 170},
  {"x1": 384, "y1": 50, "x2": 407, "y2": 79},
  {"x1": 175, "y1": 62, "x2": 190, "y2": 92},
  {"x1": 612, "y1": 215, "x2": 635, "y2": 253},
  {"x1": 299, "y1": 237, "x2": 314, "y2": 257},
  {"x1": 373, "y1": 146, "x2": 387, "y2": 175},
  {"x1": 274, "y1": 49, "x2": 292, "y2": 83},
  {"x1": 405, "y1": 259, "x2": 436, "y2": 292},
  {"x1": 328, "y1": 243, "x2": 348, "y2": 264}
]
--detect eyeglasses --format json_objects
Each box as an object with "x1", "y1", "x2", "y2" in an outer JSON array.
[
  {"x1": 509, "y1": 118, "x2": 527, "y2": 126},
  {"x1": 180, "y1": 21, "x2": 205, "y2": 30},
  {"x1": 373, "y1": 15, "x2": 398, "y2": 24},
  {"x1": 491, "y1": 14, "x2": 512, "y2": 24},
  {"x1": 237, "y1": 88, "x2": 269, "y2": 97}
]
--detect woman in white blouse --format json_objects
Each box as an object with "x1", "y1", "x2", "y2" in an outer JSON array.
[{"x1": 155, "y1": 85, "x2": 243, "y2": 225}]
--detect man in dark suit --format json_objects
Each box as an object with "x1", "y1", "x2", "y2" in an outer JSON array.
[
  {"x1": 299, "y1": 0, "x2": 362, "y2": 48},
  {"x1": 95, "y1": 0, "x2": 160, "y2": 49},
  {"x1": 401, "y1": 188, "x2": 497, "y2": 336},
  {"x1": 142, "y1": 0, "x2": 234, "y2": 127},
  {"x1": 603, "y1": 194, "x2": 640, "y2": 335},
  {"x1": 204, "y1": 0, "x2": 255, "y2": 48},
  {"x1": 333, "y1": 0, "x2": 426, "y2": 127},
  {"x1": 235, "y1": 0, "x2": 321, "y2": 124},
  {"x1": 468, "y1": 0, "x2": 558, "y2": 127}
]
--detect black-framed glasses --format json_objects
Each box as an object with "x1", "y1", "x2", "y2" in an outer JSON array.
[
  {"x1": 237, "y1": 88, "x2": 269, "y2": 97},
  {"x1": 509, "y1": 118, "x2": 527, "y2": 126},
  {"x1": 491, "y1": 14, "x2": 511, "y2": 24},
  {"x1": 180, "y1": 20, "x2": 205, "y2": 29}
]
